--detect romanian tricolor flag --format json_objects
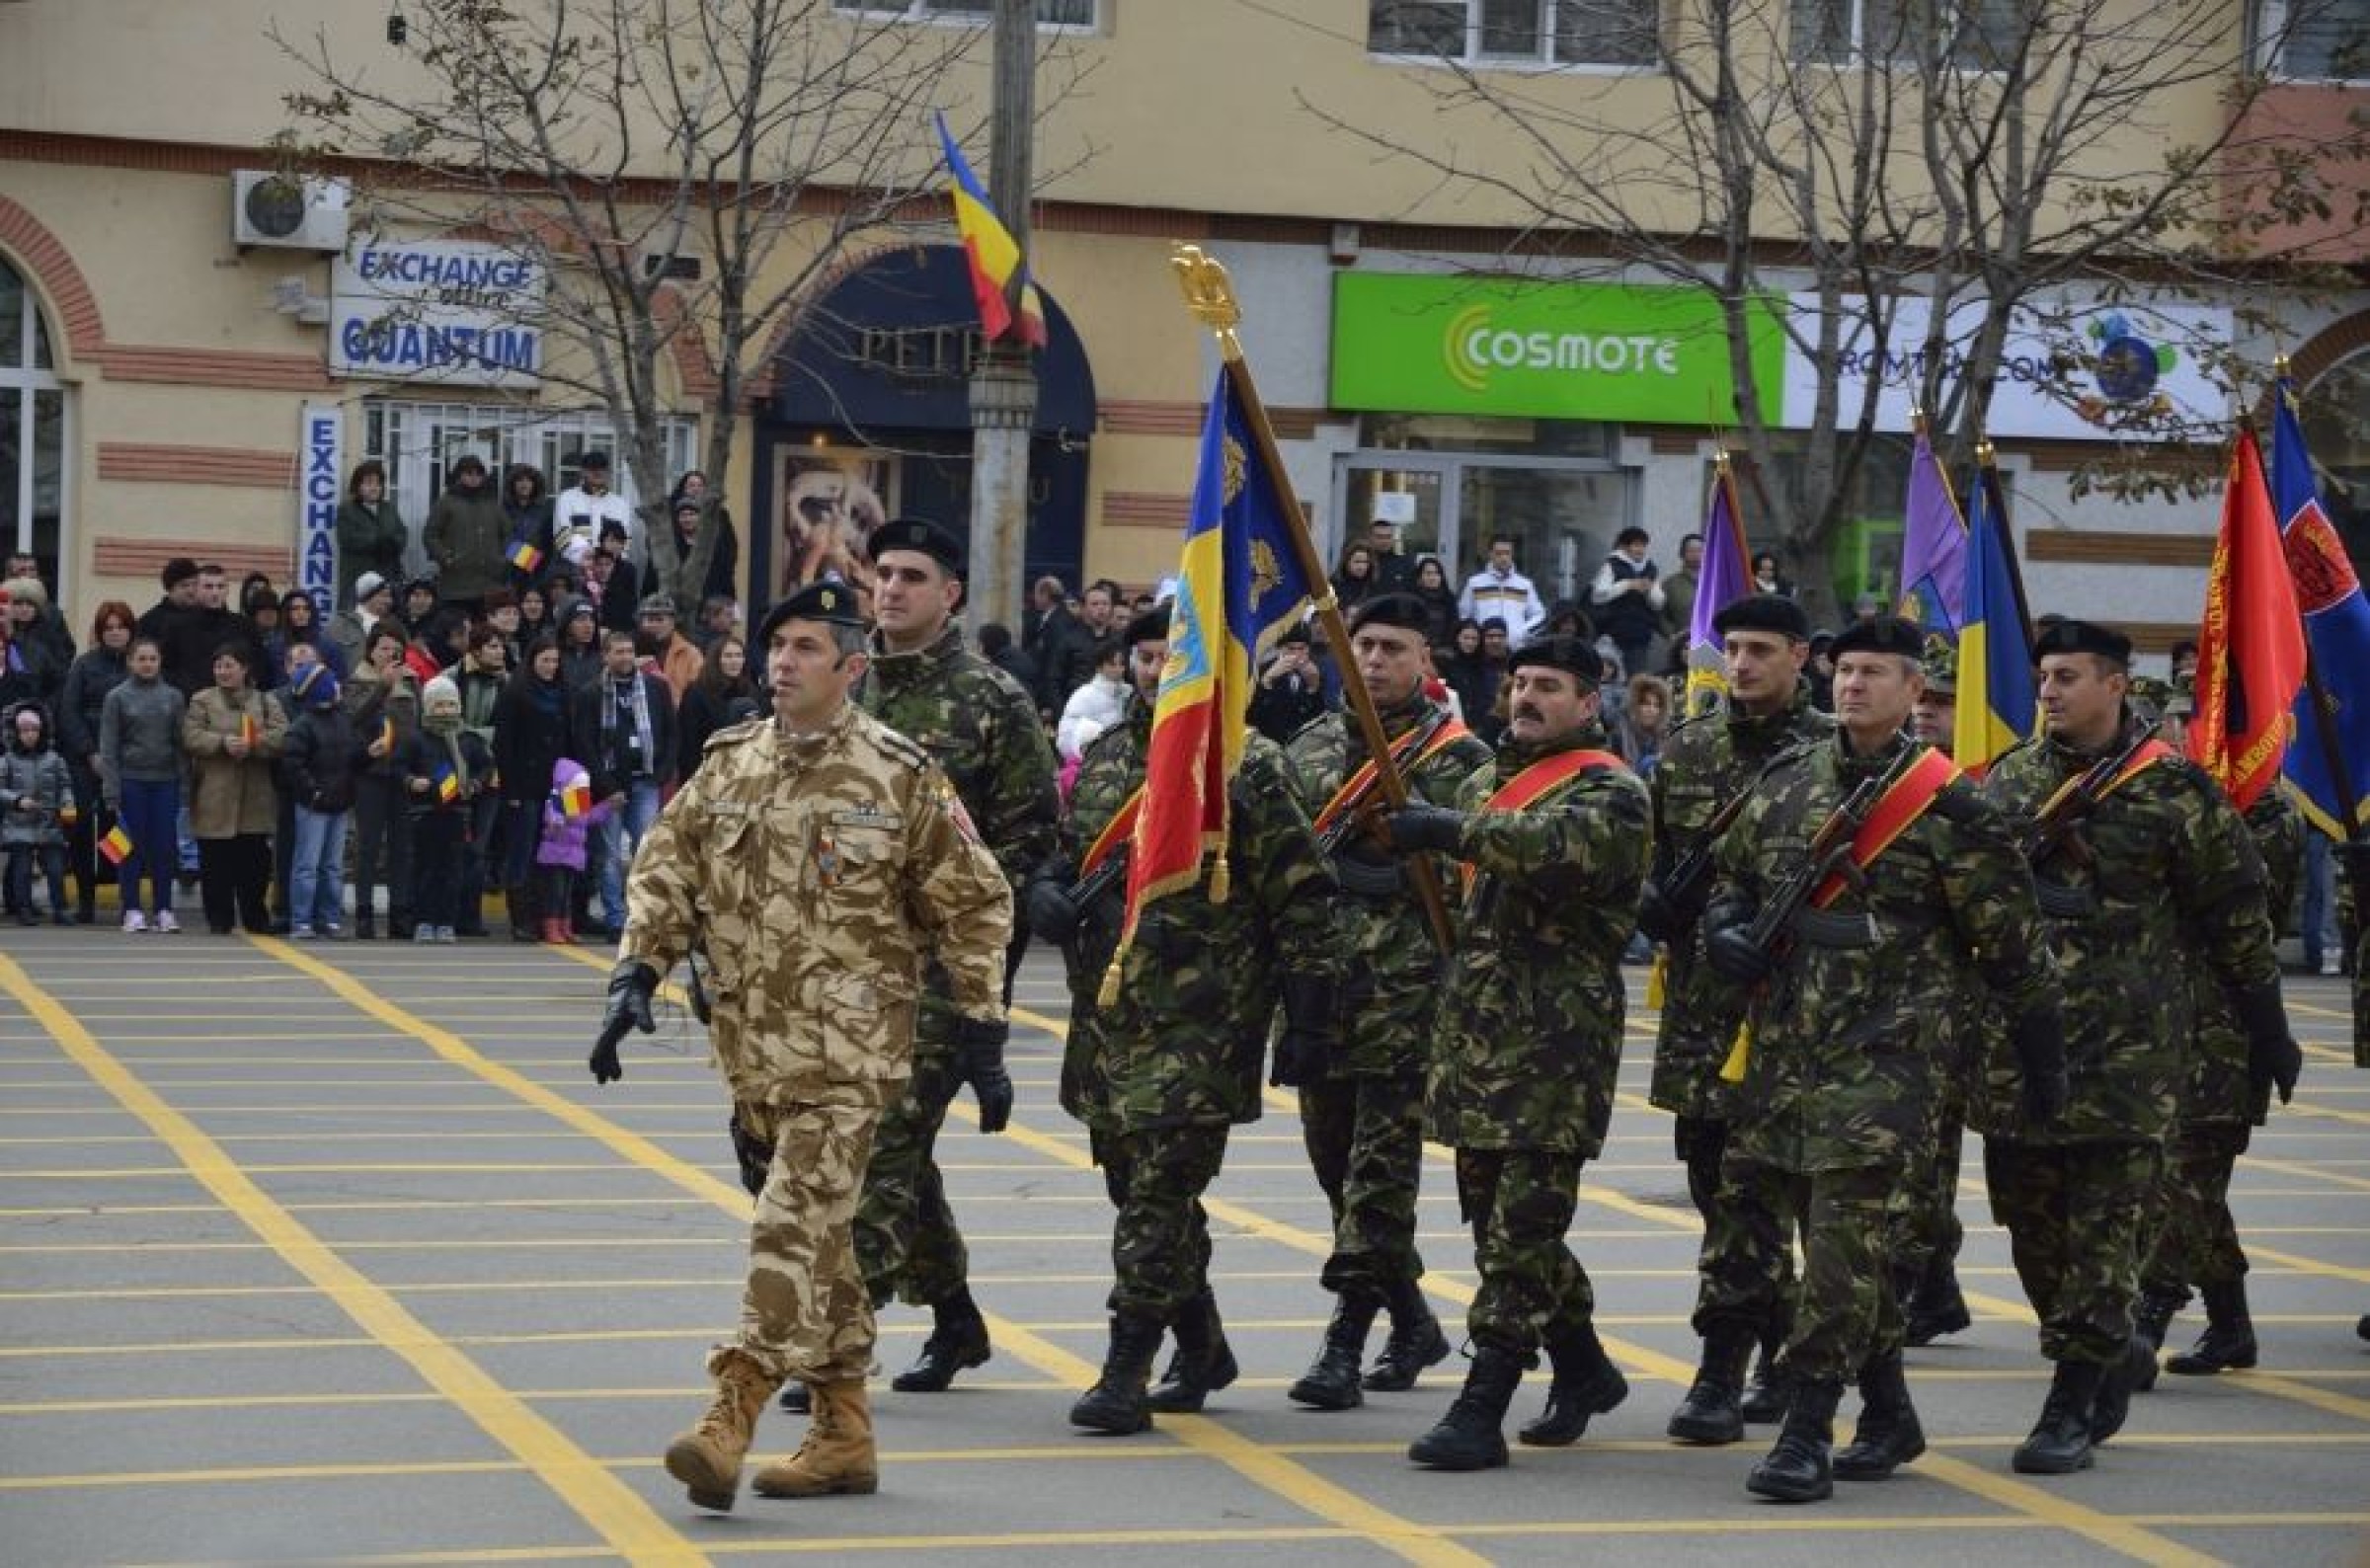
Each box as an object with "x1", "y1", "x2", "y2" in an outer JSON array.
[
  {"x1": 1952, "y1": 460, "x2": 2037, "y2": 777},
  {"x1": 2270, "y1": 375, "x2": 2370, "y2": 835},
  {"x1": 934, "y1": 112, "x2": 1047, "y2": 350},
  {"x1": 509, "y1": 538, "x2": 544, "y2": 575},
  {"x1": 239, "y1": 711, "x2": 261, "y2": 748},
  {"x1": 433, "y1": 762, "x2": 460, "y2": 805},
  {"x1": 379, "y1": 716, "x2": 395, "y2": 752},
  {"x1": 560, "y1": 778, "x2": 592, "y2": 820},
  {"x1": 99, "y1": 824, "x2": 133, "y2": 866},
  {"x1": 2189, "y1": 426, "x2": 2306, "y2": 813},
  {"x1": 1682, "y1": 454, "x2": 1753, "y2": 718},
  {"x1": 1099, "y1": 360, "x2": 1312, "y2": 1001}
]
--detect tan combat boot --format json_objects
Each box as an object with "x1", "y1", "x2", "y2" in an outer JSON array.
[
  {"x1": 752, "y1": 1377, "x2": 880, "y2": 1497},
  {"x1": 664, "y1": 1354, "x2": 784, "y2": 1512}
]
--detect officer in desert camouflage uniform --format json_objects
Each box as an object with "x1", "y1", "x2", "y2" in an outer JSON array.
[
  {"x1": 589, "y1": 580, "x2": 1012, "y2": 1512},
  {"x1": 1642, "y1": 592, "x2": 1830, "y2": 1443},
  {"x1": 2131, "y1": 680, "x2": 2304, "y2": 1386},
  {"x1": 1377, "y1": 627, "x2": 1650, "y2": 1472},
  {"x1": 1038, "y1": 608, "x2": 1342, "y2": 1436},
  {"x1": 839, "y1": 517, "x2": 1058, "y2": 1404},
  {"x1": 1978, "y1": 618, "x2": 2296, "y2": 1477},
  {"x1": 1279, "y1": 591, "x2": 1490, "y2": 1411},
  {"x1": 1701, "y1": 615, "x2": 2067, "y2": 1504}
]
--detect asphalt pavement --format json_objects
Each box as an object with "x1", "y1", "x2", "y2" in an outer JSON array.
[{"x1": 1, "y1": 928, "x2": 2365, "y2": 1567}]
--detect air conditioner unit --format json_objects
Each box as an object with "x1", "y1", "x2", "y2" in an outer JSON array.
[{"x1": 231, "y1": 171, "x2": 352, "y2": 253}]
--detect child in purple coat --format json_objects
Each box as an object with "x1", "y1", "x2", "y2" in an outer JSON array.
[{"x1": 533, "y1": 756, "x2": 611, "y2": 944}]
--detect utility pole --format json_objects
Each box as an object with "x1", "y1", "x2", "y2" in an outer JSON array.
[{"x1": 965, "y1": 0, "x2": 1039, "y2": 630}]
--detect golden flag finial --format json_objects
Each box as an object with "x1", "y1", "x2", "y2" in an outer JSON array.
[
  {"x1": 1975, "y1": 438, "x2": 1996, "y2": 469},
  {"x1": 1171, "y1": 244, "x2": 1241, "y2": 332}
]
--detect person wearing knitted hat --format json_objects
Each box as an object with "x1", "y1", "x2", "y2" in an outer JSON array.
[
  {"x1": 402, "y1": 673, "x2": 495, "y2": 942},
  {"x1": 278, "y1": 661, "x2": 360, "y2": 940}
]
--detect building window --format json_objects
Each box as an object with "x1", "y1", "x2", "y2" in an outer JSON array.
[
  {"x1": 834, "y1": 0, "x2": 1098, "y2": 28},
  {"x1": 1370, "y1": 1, "x2": 1662, "y2": 68},
  {"x1": 1789, "y1": 0, "x2": 2022, "y2": 70},
  {"x1": 2257, "y1": 1, "x2": 2370, "y2": 81},
  {"x1": 0, "y1": 258, "x2": 69, "y2": 595}
]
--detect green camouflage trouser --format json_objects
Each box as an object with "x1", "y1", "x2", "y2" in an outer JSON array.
[
  {"x1": 1106, "y1": 1123, "x2": 1230, "y2": 1321},
  {"x1": 1719, "y1": 1157, "x2": 1897, "y2": 1384},
  {"x1": 2138, "y1": 1122, "x2": 2251, "y2": 1305},
  {"x1": 1885, "y1": 1076, "x2": 1967, "y2": 1290},
  {"x1": 852, "y1": 1034, "x2": 968, "y2": 1310},
  {"x1": 1455, "y1": 1147, "x2": 1591, "y2": 1359},
  {"x1": 1678, "y1": 1115, "x2": 1797, "y2": 1342},
  {"x1": 1298, "y1": 1070, "x2": 1426, "y2": 1299},
  {"x1": 1983, "y1": 1137, "x2": 2164, "y2": 1365},
  {"x1": 714, "y1": 1098, "x2": 883, "y2": 1385}
]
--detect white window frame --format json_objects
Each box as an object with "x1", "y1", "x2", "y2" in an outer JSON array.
[
  {"x1": 1368, "y1": 0, "x2": 1664, "y2": 71},
  {"x1": 0, "y1": 259, "x2": 72, "y2": 607},
  {"x1": 1788, "y1": 0, "x2": 2021, "y2": 73},
  {"x1": 2253, "y1": 0, "x2": 2370, "y2": 84},
  {"x1": 830, "y1": 0, "x2": 1102, "y2": 32}
]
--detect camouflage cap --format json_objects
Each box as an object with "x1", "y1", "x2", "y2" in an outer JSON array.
[
  {"x1": 1921, "y1": 634, "x2": 1958, "y2": 695},
  {"x1": 2127, "y1": 674, "x2": 2173, "y2": 720},
  {"x1": 756, "y1": 581, "x2": 867, "y2": 641}
]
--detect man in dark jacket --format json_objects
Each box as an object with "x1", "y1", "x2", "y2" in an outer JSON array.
[{"x1": 570, "y1": 627, "x2": 675, "y2": 937}]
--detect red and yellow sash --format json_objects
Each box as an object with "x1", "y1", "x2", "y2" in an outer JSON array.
[
  {"x1": 1311, "y1": 719, "x2": 1473, "y2": 835},
  {"x1": 1462, "y1": 747, "x2": 1627, "y2": 895},
  {"x1": 2031, "y1": 738, "x2": 2174, "y2": 823},
  {"x1": 1078, "y1": 786, "x2": 1146, "y2": 879}
]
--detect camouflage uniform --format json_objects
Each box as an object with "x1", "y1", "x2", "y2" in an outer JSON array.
[
  {"x1": 850, "y1": 624, "x2": 1057, "y2": 1310},
  {"x1": 618, "y1": 706, "x2": 1012, "y2": 1386},
  {"x1": 2138, "y1": 789, "x2": 2303, "y2": 1303},
  {"x1": 1710, "y1": 732, "x2": 2059, "y2": 1385},
  {"x1": 1648, "y1": 683, "x2": 1831, "y2": 1341},
  {"x1": 1428, "y1": 721, "x2": 1649, "y2": 1357},
  {"x1": 1976, "y1": 717, "x2": 2281, "y2": 1368},
  {"x1": 1283, "y1": 695, "x2": 1491, "y2": 1300}
]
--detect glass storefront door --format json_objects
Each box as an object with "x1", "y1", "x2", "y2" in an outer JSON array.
[{"x1": 1333, "y1": 450, "x2": 1634, "y2": 607}]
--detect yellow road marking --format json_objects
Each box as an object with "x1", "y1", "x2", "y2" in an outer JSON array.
[
  {"x1": 2247, "y1": 1155, "x2": 2370, "y2": 1194},
  {"x1": 0, "y1": 951, "x2": 703, "y2": 1568}
]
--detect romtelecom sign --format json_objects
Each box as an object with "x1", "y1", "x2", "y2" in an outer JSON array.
[
  {"x1": 330, "y1": 239, "x2": 545, "y2": 389},
  {"x1": 1330, "y1": 273, "x2": 1783, "y2": 424}
]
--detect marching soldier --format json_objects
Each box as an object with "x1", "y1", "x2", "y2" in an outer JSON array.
[
  {"x1": 1641, "y1": 593, "x2": 1831, "y2": 1443},
  {"x1": 1378, "y1": 628, "x2": 1650, "y2": 1470},
  {"x1": 1977, "y1": 618, "x2": 2297, "y2": 1475},
  {"x1": 836, "y1": 518, "x2": 1058, "y2": 1406},
  {"x1": 1033, "y1": 607, "x2": 1342, "y2": 1435},
  {"x1": 1279, "y1": 592, "x2": 1490, "y2": 1410},
  {"x1": 1701, "y1": 615, "x2": 2067, "y2": 1503},
  {"x1": 589, "y1": 582, "x2": 1013, "y2": 1510}
]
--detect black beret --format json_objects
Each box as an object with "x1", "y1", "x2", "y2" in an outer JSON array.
[
  {"x1": 1506, "y1": 634, "x2": 1602, "y2": 687},
  {"x1": 1123, "y1": 604, "x2": 1171, "y2": 649},
  {"x1": 1347, "y1": 592, "x2": 1431, "y2": 636},
  {"x1": 1711, "y1": 592, "x2": 1811, "y2": 643},
  {"x1": 2032, "y1": 617, "x2": 2133, "y2": 666},
  {"x1": 1828, "y1": 615, "x2": 1928, "y2": 663},
  {"x1": 867, "y1": 516, "x2": 965, "y2": 578},
  {"x1": 756, "y1": 581, "x2": 868, "y2": 643}
]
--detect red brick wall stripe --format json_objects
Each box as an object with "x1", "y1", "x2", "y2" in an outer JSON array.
[
  {"x1": 96, "y1": 442, "x2": 296, "y2": 489},
  {"x1": 93, "y1": 536, "x2": 295, "y2": 581}
]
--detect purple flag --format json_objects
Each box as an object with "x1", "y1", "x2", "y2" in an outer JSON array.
[
  {"x1": 1899, "y1": 431, "x2": 1968, "y2": 633},
  {"x1": 1684, "y1": 460, "x2": 1755, "y2": 715}
]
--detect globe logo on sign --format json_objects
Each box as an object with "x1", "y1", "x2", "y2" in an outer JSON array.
[{"x1": 2077, "y1": 311, "x2": 2177, "y2": 427}]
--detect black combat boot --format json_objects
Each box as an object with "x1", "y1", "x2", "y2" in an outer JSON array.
[
  {"x1": 893, "y1": 1287, "x2": 992, "y2": 1392},
  {"x1": 2012, "y1": 1359, "x2": 2104, "y2": 1474},
  {"x1": 1738, "y1": 1320, "x2": 1791, "y2": 1425},
  {"x1": 2127, "y1": 1289, "x2": 2181, "y2": 1394},
  {"x1": 1146, "y1": 1289, "x2": 1237, "y2": 1414},
  {"x1": 1904, "y1": 1257, "x2": 1972, "y2": 1347},
  {"x1": 2166, "y1": 1279, "x2": 2257, "y2": 1374},
  {"x1": 1745, "y1": 1378, "x2": 1843, "y2": 1503},
  {"x1": 1288, "y1": 1293, "x2": 1379, "y2": 1410},
  {"x1": 1407, "y1": 1344, "x2": 1528, "y2": 1471},
  {"x1": 1069, "y1": 1312, "x2": 1164, "y2": 1435},
  {"x1": 1364, "y1": 1276, "x2": 1453, "y2": 1392},
  {"x1": 2091, "y1": 1343, "x2": 2138, "y2": 1446},
  {"x1": 1833, "y1": 1350, "x2": 1925, "y2": 1480},
  {"x1": 1667, "y1": 1322, "x2": 1755, "y2": 1445},
  {"x1": 1517, "y1": 1319, "x2": 1628, "y2": 1447}
]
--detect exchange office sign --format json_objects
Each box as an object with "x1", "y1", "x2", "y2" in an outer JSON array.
[
  {"x1": 1330, "y1": 272, "x2": 1783, "y2": 426},
  {"x1": 330, "y1": 240, "x2": 545, "y2": 389}
]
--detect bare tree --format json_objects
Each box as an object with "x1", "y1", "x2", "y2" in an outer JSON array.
[
  {"x1": 275, "y1": 0, "x2": 1065, "y2": 605},
  {"x1": 1318, "y1": 1, "x2": 2370, "y2": 616}
]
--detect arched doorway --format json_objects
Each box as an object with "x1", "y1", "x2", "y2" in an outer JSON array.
[
  {"x1": 753, "y1": 244, "x2": 1095, "y2": 608},
  {"x1": 0, "y1": 257, "x2": 70, "y2": 594}
]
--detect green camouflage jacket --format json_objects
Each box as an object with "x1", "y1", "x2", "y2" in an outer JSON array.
[
  {"x1": 1713, "y1": 731, "x2": 2058, "y2": 1174},
  {"x1": 1425, "y1": 722, "x2": 1650, "y2": 1155},
  {"x1": 2180, "y1": 788, "x2": 2305, "y2": 1128},
  {"x1": 1648, "y1": 681, "x2": 1833, "y2": 1118},
  {"x1": 1058, "y1": 698, "x2": 1339, "y2": 1134},
  {"x1": 1976, "y1": 715, "x2": 2280, "y2": 1143},
  {"x1": 1282, "y1": 695, "x2": 1493, "y2": 1077}
]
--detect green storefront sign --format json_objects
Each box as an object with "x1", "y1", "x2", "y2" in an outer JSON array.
[{"x1": 1330, "y1": 272, "x2": 1782, "y2": 426}]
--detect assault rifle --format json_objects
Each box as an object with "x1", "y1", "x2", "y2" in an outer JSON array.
[
  {"x1": 1313, "y1": 707, "x2": 1458, "y2": 856},
  {"x1": 2017, "y1": 718, "x2": 2163, "y2": 872},
  {"x1": 1647, "y1": 778, "x2": 1761, "y2": 940},
  {"x1": 1715, "y1": 744, "x2": 1919, "y2": 976}
]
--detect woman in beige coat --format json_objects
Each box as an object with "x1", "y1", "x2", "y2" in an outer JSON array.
[{"x1": 182, "y1": 641, "x2": 286, "y2": 933}]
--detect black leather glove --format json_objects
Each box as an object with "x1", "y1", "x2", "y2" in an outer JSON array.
[
  {"x1": 1024, "y1": 874, "x2": 1083, "y2": 946},
  {"x1": 1382, "y1": 803, "x2": 1467, "y2": 856},
  {"x1": 2233, "y1": 978, "x2": 2303, "y2": 1106},
  {"x1": 589, "y1": 959, "x2": 659, "y2": 1084},
  {"x1": 1636, "y1": 878, "x2": 1682, "y2": 945},
  {"x1": 728, "y1": 1111, "x2": 772, "y2": 1197},
  {"x1": 1700, "y1": 898, "x2": 1771, "y2": 984},
  {"x1": 955, "y1": 1014, "x2": 1013, "y2": 1133},
  {"x1": 2009, "y1": 1003, "x2": 2071, "y2": 1126},
  {"x1": 1271, "y1": 972, "x2": 1341, "y2": 1089}
]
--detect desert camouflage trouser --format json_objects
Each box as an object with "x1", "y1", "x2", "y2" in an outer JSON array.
[
  {"x1": 1716, "y1": 1156, "x2": 1898, "y2": 1385},
  {"x1": 1105, "y1": 1124, "x2": 1230, "y2": 1322},
  {"x1": 712, "y1": 1097, "x2": 884, "y2": 1385},
  {"x1": 1984, "y1": 1137, "x2": 2163, "y2": 1366},
  {"x1": 1299, "y1": 1069, "x2": 1426, "y2": 1299},
  {"x1": 1678, "y1": 1115, "x2": 1797, "y2": 1344},
  {"x1": 852, "y1": 1031, "x2": 968, "y2": 1310},
  {"x1": 1455, "y1": 1147, "x2": 1592, "y2": 1359},
  {"x1": 2139, "y1": 1121, "x2": 2252, "y2": 1306}
]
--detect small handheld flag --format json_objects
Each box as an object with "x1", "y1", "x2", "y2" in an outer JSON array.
[
  {"x1": 57, "y1": 802, "x2": 78, "y2": 828},
  {"x1": 509, "y1": 538, "x2": 544, "y2": 574},
  {"x1": 240, "y1": 711, "x2": 261, "y2": 748},
  {"x1": 99, "y1": 824, "x2": 133, "y2": 865},
  {"x1": 433, "y1": 763, "x2": 460, "y2": 804},
  {"x1": 934, "y1": 111, "x2": 1048, "y2": 350},
  {"x1": 560, "y1": 778, "x2": 592, "y2": 820},
  {"x1": 379, "y1": 716, "x2": 395, "y2": 751}
]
